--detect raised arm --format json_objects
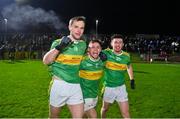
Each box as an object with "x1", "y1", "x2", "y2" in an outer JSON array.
[
  {"x1": 43, "y1": 48, "x2": 59, "y2": 65},
  {"x1": 43, "y1": 36, "x2": 72, "y2": 65}
]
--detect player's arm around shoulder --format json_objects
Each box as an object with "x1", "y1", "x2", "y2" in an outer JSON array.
[{"x1": 99, "y1": 48, "x2": 110, "y2": 62}]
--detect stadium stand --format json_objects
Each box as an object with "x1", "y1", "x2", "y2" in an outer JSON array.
[{"x1": 0, "y1": 33, "x2": 180, "y2": 62}]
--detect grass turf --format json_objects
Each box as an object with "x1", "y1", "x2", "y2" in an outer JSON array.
[{"x1": 0, "y1": 60, "x2": 179, "y2": 118}]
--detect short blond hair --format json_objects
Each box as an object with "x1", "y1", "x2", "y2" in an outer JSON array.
[{"x1": 69, "y1": 16, "x2": 86, "y2": 26}]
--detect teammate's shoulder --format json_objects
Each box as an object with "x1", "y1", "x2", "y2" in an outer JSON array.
[
  {"x1": 80, "y1": 56, "x2": 89, "y2": 65},
  {"x1": 79, "y1": 40, "x2": 87, "y2": 44},
  {"x1": 53, "y1": 39, "x2": 61, "y2": 43},
  {"x1": 122, "y1": 51, "x2": 130, "y2": 57},
  {"x1": 82, "y1": 55, "x2": 89, "y2": 60},
  {"x1": 104, "y1": 47, "x2": 111, "y2": 51},
  {"x1": 103, "y1": 48, "x2": 112, "y2": 53},
  {"x1": 76, "y1": 39, "x2": 86, "y2": 46},
  {"x1": 50, "y1": 39, "x2": 61, "y2": 49}
]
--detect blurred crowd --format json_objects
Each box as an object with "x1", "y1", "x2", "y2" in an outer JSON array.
[{"x1": 0, "y1": 33, "x2": 180, "y2": 60}]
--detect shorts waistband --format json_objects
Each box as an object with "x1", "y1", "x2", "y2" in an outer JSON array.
[{"x1": 52, "y1": 75, "x2": 63, "y2": 80}]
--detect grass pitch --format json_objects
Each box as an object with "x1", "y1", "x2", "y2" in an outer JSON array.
[{"x1": 0, "y1": 60, "x2": 179, "y2": 118}]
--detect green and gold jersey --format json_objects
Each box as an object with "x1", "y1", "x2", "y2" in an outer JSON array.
[
  {"x1": 50, "y1": 38, "x2": 87, "y2": 83},
  {"x1": 79, "y1": 56, "x2": 104, "y2": 98},
  {"x1": 102, "y1": 49, "x2": 131, "y2": 87}
]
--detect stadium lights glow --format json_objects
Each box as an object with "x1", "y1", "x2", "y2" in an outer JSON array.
[
  {"x1": 96, "y1": 19, "x2": 98, "y2": 38},
  {"x1": 4, "y1": 19, "x2": 7, "y2": 24},
  {"x1": 4, "y1": 18, "x2": 7, "y2": 41}
]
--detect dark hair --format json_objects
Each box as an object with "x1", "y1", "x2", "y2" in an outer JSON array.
[
  {"x1": 88, "y1": 39, "x2": 102, "y2": 47},
  {"x1": 69, "y1": 16, "x2": 86, "y2": 26},
  {"x1": 111, "y1": 34, "x2": 124, "y2": 41}
]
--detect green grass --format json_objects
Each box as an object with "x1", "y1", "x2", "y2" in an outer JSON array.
[
  {"x1": 0, "y1": 60, "x2": 51, "y2": 118},
  {"x1": 0, "y1": 60, "x2": 180, "y2": 118},
  {"x1": 127, "y1": 63, "x2": 180, "y2": 118}
]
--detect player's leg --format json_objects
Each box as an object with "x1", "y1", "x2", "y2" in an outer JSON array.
[
  {"x1": 101, "y1": 101, "x2": 110, "y2": 118},
  {"x1": 67, "y1": 83, "x2": 84, "y2": 118},
  {"x1": 118, "y1": 101, "x2": 130, "y2": 118},
  {"x1": 49, "y1": 105, "x2": 61, "y2": 118},
  {"x1": 101, "y1": 87, "x2": 115, "y2": 118},
  {"x1": 116, "y1": 85, "x2": 130, "y2": 118},
  {"x1": 68, "y1": 103, "x2": 84, "y2": 118},
  {"x1": 84, "y1": 97, "x2": 98, "y2": 118},
  {"x1": 49, "y1": 77, "x2": 67, "y2": 118},
  {"x1": 85, "y1": 108, "x2": 97, "y2": 118}
]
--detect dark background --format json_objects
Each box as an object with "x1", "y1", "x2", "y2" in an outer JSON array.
[{"x1": 0, "y1": 0, "x2": 179, "y2": 35}]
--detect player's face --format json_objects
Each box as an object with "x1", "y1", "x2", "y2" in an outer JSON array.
[
  {"x1": 88, "y1": 42, "x2": 101, "y2": 59},
  {"x1": 111, "y1": 38, "x2": 124, "y2": 53},
  {"x1": 69, "y1": 20, "x2": 85, "y2": 40}
]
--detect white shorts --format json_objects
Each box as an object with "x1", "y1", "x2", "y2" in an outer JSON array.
[
  {"x1": 84, "y1": 97, "x2": 98, "y2": 111},
  {"x1": 103, "y1": 84, "x2": 128, "y2": 103},
  {"x1": 50, "y1": 76, "x2": 84, "y2": 107}
]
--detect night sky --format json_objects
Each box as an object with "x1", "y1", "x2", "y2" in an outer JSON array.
[{"x1": 0, "y1": 0, "x2": 180, "y2": 35}]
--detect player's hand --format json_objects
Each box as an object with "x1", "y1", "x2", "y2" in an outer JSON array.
[
  {"x1": 99, "y1": 52, "x2": 107, "y2": 61},
  {"x1": 130, "y1": 79, "x2": 135, "y2": 89},
  {"x1": 55, "y1": 36, "x2": 72, "y2": 52}
]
